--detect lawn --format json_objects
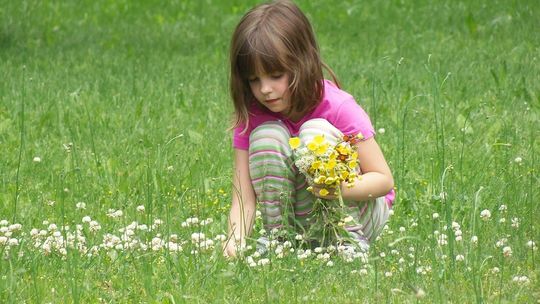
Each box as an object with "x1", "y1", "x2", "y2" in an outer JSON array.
[{"x1": 0, "y1": 0, "x2": 538, "y2": 302}]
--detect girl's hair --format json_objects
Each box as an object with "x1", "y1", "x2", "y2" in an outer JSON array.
[{"x1": 230, "y1": 0, "x2": 338, "y2": 130}]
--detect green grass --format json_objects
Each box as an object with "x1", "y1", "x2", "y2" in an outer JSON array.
[{"x1": 1, "y1": 0, "x2": 539, "y2": 302}]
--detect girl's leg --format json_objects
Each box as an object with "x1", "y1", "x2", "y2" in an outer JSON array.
[
  {"x1": 298, "y1": 118, "x2": 390, "y2": 247},
  {"x1": 248, "y1": 121, "x2": 296, "y2": 230}
]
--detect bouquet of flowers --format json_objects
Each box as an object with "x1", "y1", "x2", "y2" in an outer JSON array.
[{"x1": 288, "y1": 133, "x2": 363, "y2": 245}]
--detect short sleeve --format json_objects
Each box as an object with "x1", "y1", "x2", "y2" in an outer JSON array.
[
  {"x1": 334, "y1": 98, "x2": 375, "y2": 140},
  {"x1": 233, "y1": 123, "x2": 250, "y2": 150}
]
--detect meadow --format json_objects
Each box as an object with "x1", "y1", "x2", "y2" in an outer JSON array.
[{"x1": 1, "y1": 0, "x2": 538, "y2": 302}]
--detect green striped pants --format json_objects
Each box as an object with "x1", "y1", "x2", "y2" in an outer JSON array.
[{"x1": 248, "y1": 118, "x2": 390, "y2": 244}]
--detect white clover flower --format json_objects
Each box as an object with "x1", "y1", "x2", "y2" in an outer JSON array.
[
  {"x1": 471, "y1": 236, "x2": 478, "y2": 244},
  {"x1": 511, "y1": 218, "x2": 520, "y2": 228},
  {"x1": 82, "y1": 216, "x2": 91, "y2": 223},
  {"x1": 255, "y1": 210, "x2": 262, "y2": 218},
  {"x1": 388, "y1": 209, "x2": 395, "y2": 216},
  {"x1": 33, "y1": 156, "x2": 42, "y2": 163},
  {"x1": 491, "y1": 267, "x2": 500, "y2": 274},
  {"x1": 455, "y1": 254, "x2": 465, "y2": 262},
  {"x1": 502, "y1": 246, "x2": 512, "y2": 257},
  {"x1": 499, "y1": 204, "x2": 507, "y2": 212},
  {"x1": 295, "y1": 234, "x2": 304, "y2": 241},
  {"x1": 89, "y1": 221, "x2": 101, "y2": 232},
  {"x1": 326, "y1": 261, "x2": 334, "y2": 267},
  {"x1": 153, "y1": 219, "x2": 163, "y2": 226},
  {"x1": 0, "y1": 236, "x2": 8, "y2": 245},
  {"x1": 76, "y1": 202, "x2": 86, "y2": 210},
  {"x1": 214, "y1": 234, "x2": 227, "y2": 242},
  {"x1": 48, "y1": 224, "x2": 57, "y2": 231},
  {"x1": 399, "y1": 226, "x2": 406, "y2": 233},
  {"x1": 136, "y1": 205, "x2": 145, "y2": 212},
  {"x1": 415, "y1": 288, "x2": 426, "y2": 299},
  {"x1": 480, "y1": 209, "x2": 491, "y2": 220},
  {"x1": 513, "y1": 157, "x2": 522, "y2": 164},
  {"x1": 200, "y1": 218, "x2": 213, "y2": 226},
  {"x1": 0, "y1": 220, "x2": 8, "y2": 226},
  {"x1": 432, "y1": 213, "x2": 440, "y2": 220},
  {"x1": 359, "y1": 268, "x2": 368, "y2": 275},
  {"x1": 377, "y1": 128, "x2": 386, "y2": 135},
  {"x1": 314, "y1": 247, "x2": 323, "y2": 253},
  {"x1": 257, "y1": 258, "x2": 270, "y2": 266},
  {"x1": 137, "y1": 224, "x2": 148, "y2": 231},
  {"x1": 496, "y1": 238, "x2": 507, "y2": 248},
  {"x1": 455, "y1": 236, "x2": 462, "y2": 242},
  {"x1": 526, "y1": 241, "x2": 537, "y2": 251},
  {"x1": 384, "y1": 271, "x2": 393, "y2": 277},
  {"x1": 437, "y1": 234, "x2": 448, "y2": 246},
  {"x1": 8, "y1": 223, "x2": 22, "y2": 232},
  {"x1": 191, "y1": 232, "x2": 206, "y2": 243}
]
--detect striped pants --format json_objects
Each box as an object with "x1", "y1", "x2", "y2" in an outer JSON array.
[{"x1": 249, "y1": 118, "x2": 390, "y2": 245}]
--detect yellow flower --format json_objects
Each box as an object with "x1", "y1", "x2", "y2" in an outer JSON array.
[
  {"x1": 351, "y1": 152, "x2": 358, "y2": 159},
  {"x1": 313, "y1": 135, "x2": 326, "y2": 145},
  {"x1": 336, "y1": 143, "x2": 351, "y2": 155},
  {"x1": 315, "y1": 143, "x2": 328, "y2": 156},
  {"x1": 314, "y1": 176, "x2": 326, "y2": 184},
  {"x1": 324, "y1": 177, "x2": 336, "y2": 185},
  {"x1": 357, "y1": 133, "x2": 364, "y2": 140},
  {"x1": 340, "y1": 171, "x2": 349, "y2": 180},
  {"x1": 289, "y1": 137, "x2": 301, "y2": 149},
  {"x1": 348, "y1": 160, "x2": 357, "y2": 169},
  {"x1": 319, "y1": 188, "x2": 329, "y2": 196},
  {"x1": 325, "y1": 160, "x2": 336, "y2": 170},
  {"x1": 307, "y1": 141, "x2": 318, "y2": 151},
  {"x1": 311, "y1": 160, "x2": 322, "y2": 170},
  {"x1": 306, "y1": 186, "x2": 313, "y2": 192}
]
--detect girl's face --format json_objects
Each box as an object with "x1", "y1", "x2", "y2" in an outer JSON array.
[{"x1": 248, "y1": 72, "x2": 291, "y2": 116}]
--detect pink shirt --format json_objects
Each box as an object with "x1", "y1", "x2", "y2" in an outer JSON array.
[{"x1": 233, "y1": 79, "x2": 395, "y2": 204}]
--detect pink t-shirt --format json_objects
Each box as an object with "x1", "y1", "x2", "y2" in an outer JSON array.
[{"x1": 233, "y1": 79, "x2": 395, "y2": 204}]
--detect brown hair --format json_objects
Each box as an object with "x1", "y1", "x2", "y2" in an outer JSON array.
[{"x1": 230, "y1": 0, "x2": 339, "y2": 130}]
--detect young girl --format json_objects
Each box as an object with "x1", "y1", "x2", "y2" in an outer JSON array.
[{"x1": 224, "y1": 0, "x2": 395, "y2": 257}]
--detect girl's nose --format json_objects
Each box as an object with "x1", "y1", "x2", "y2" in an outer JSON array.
[{"x1": 260, "y1": 79, "x2": 272, "y2": 95}]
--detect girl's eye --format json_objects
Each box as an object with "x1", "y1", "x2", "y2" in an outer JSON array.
[
  {"x1": 248, "y1": 77, "x2": 258, "y2": 82},
  {"x1": 271, "y1": 73, "x2": 283, "y2": 79}
]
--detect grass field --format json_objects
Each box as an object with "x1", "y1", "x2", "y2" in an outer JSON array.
[{"x1": 1, "y1": 0, "x2": 539, "y2": 302}]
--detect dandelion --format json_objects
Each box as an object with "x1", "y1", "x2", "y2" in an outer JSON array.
[{"x1": 480, "y1": 209, "x2": 491, "y2": 220}]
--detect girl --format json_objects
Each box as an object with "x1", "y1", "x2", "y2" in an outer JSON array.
[{"x1": 224, "y1": 0, "x2": 394, "y2": 257}]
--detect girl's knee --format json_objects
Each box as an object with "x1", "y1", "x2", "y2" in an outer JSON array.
[
  {"x1": 249, "y1": 121, "x2": 291, "y2": 154},
  {"x1": 298, "y1": 119, "x2": 342, "y2": 145}
]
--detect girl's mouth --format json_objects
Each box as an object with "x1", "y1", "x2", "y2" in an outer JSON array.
[{"x1": 266, "y1": 98, "x2": 280, "y2": 103}]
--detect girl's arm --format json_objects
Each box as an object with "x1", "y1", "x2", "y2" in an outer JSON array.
[
  {"x1": 341, "y1": 137, "x2": 394, "y2": 201},
  {"x1": 224, "y1": 148, "x2": 257, "y2": 257}
]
